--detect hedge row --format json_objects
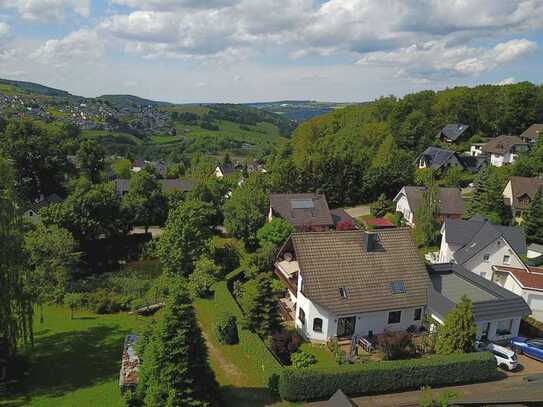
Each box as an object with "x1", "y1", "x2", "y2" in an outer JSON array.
[{"x1": 278, "y1": 351, "x2": 496, "y2": 401}]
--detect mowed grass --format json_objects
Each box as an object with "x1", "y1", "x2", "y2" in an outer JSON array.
[
  {"x1": 1, "y1": 306, "x2": 146, "y2": 407},
  {"x1": 194, "y1": 282, "x2": 298, "y2": 407},
  {"x1": 147, "y1": 134, "x2": 184, "y2": 145}
]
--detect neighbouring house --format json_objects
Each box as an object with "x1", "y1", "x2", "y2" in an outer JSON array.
[
  {"x1": 457, "y1": 154, "x2": 488, "y2": 173},
  {"x1": 274, "y1": 228, "x2": 431, "y2": 342},
  {"x1": 214, "y1": 164, "x2": 237, "y2": 178},
  {"x1": 527, "y1": 243, "x2": 543, "y2": 260},
  {"x1": 114, "y1": 178, "x2": 194, "y2": 197},
  {"x1": 469, "y1": 142, "x2": 486, "y2": 157},
  {"x1": 503, "y1": 176, "x2": 543, "y2": 223},
  {"x1": 482, "y1": 135, "x2": 529, "y2": 167},
  {"x1": 119, "y1": 334, "x2": 139, "y2": 394},
  {"x1": 520, "y1": 123, "x2": 543, "y2": 144},
  {"x1": 436, "y1": 123, "x2": 473, "y2": 143},
  {"x1": 23, "y1": 193, "x2": 63, "y2": 224},
  {"x1": 269, "y1": 193, "x2": 334, "y2": 232},
  {"x1": 428, "y1": 263, "x2": 530, "y2": 342},
  {"x1": 305, "y1": 389, "x2": 356, "y2": 407},
  {"x1": 415, "y1": 146, "x2": 463, "y2": 172},
  {"x1": 131, "y1": 159, "x2": 148, "y2": 173},
  {"x1": 492, "y1": 265, "x2": 543, "y2": 316},
  {"x1": 438, "y1": 215, "x2": 527, "y2": 281},
  {"x1": 394, "y1": 186, "x2": 464, "y2": 225}
]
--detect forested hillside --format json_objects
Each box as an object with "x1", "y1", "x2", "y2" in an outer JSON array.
[{"x1": 269, "y1": 82, "x2": 543, "y2": 207}]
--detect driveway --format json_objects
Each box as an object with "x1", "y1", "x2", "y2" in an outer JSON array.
[
  {"x1": 307, "y1": 354, "x2": 543, "y2": 407},
  {"x1": 344, "y1": 205, "x2": 371, "y2": 219}
]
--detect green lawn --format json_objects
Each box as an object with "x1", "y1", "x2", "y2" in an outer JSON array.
[
  {"x1": 194, "y1": 282, "x2": 297, "y2": 407},
  {"x1": 147, "y1": 134, "x2": 184, "y2": 145},
  {"x1": 1, "y1": 306, "x2": 146, "y2": 407},
  {"x1": 81, "y1": 130, "x2": 144, "y2": 146}
]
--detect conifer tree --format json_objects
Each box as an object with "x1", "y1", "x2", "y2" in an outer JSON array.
[
  {"x1": 414, "y1": 182, "x2": 439, "y2": 247},
  {"x1": 465, "y1": 165, "x2": 489, "y2": 218},
  {"x1": 523, "y1": 188, "x2": 543, "y2": 244},
  {"x1": 243, "y1": 273, "x2": 280, "y2": 337},
  {"x1": 435, "y1": 295, "x2": 477, "y2": 355},
  {"x1": 137, "y1": 278, "x2": 217, "y2": 407}
]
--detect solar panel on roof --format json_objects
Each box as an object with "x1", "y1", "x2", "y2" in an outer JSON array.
[
  {"x1": 390, "y1": 281, "x2": 406, "y2": 294},
  {"x1": 291, "y1": 199, "x2": 314, "y2": 209}
]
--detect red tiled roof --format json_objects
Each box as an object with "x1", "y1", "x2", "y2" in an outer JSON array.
[
  {"x1": 495, "y1": 266, "x2": 543, "y2": 291},
  {"x1": 365, "y1": 218, "x2": 395, "y2": 228}
]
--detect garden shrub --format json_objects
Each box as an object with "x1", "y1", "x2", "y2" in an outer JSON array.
[
  {"x1": 214, "y1": 313, "x2": 239, "y2": 345},
  {"x1": 291, "y1": 351, "x2": 317, "y2": 369},
  {"x1": 380, "y1": 331, "x2": 417, "y2": 360},
  {"x1": 520, "y1": 316, "x2": 543, "y2": 337},
  {"x1": 188, "y1": 269, "x2": 217, "y2": 298},
  {"x1": 269, "y1": 330, "x2": 302, "y2": 365},
  {"x1": 278, "y1": 351, "x2": 496, "y2": 401}
]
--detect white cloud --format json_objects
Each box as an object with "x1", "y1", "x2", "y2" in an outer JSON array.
[
  {"x1": 31, "y1": 29, "x2": 103, "y2": 65},
  {"x1": 0, "y1": 0, "x2": 90, "y2": 21},
  {"x1": 111, "y1": 0, "x2": 239, "y2": 11},
  {"x1": 0, "y1": 22, "x2": 9, "y2": 37},
  {"x1": 497, "y1": 77, "x2": 516, "y2": 86},
  {"x1": 357, "y1": 39, "x2": 538, "y2": 79}
]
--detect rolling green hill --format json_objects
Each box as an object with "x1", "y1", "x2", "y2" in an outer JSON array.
[{"x1": 0, "y1": 79, "x2": 72, "y2": 97}]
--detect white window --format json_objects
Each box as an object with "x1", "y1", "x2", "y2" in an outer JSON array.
[
  {"x1": 483, "y1": 254, "x2": 490, "y2": 262},
  {"x1": 503, "y1": 255, "x2": 511, "y2": 265}
]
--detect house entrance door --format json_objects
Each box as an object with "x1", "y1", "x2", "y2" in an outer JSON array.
[
  {"x1": 337, "y1": 316, "x2": 356, "y2": 338},
  {"x1": 481, "y1": 322, "x2": 490, "y2": 341}
]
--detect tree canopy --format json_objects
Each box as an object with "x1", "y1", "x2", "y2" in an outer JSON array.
[{"x1": 435, "y1": 296, "x2": 477, "y2": 355}]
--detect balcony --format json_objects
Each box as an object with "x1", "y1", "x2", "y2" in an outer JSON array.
[{"x1": 274, "y1": 260, "x2": 298, "y2": 296}]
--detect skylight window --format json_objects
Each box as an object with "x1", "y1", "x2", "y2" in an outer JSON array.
[
  {"x1": 339, "y1": 287, "x2": 348, "y2": 299},
  {"x1": 390, "y1": 281, "x2": 406, "y2": 294},
  {"x1": 291, "y1": 199, "x2": 314, "y2": 209}
]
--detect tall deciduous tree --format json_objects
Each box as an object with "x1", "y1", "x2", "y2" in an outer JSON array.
[
  {"x1": 435, "y1": 296, "x2": 477, "y2": 355},
  {"x1": 523, "y1": 189, "x2": 543, "y2": 244},
  {"x1": 0, "y1": 120, "x2": 70, "y2": 201},
  {"x1": 40, "y1": 178, "x2": 131, "y2": 241},
  {"x1": 224, "y1": 183, "x2": 268, "y2": 247},
  {"x1": 24, "y1": 224, "x2": 79, "y2": 305},
  {"x1": 257, "y1": 218, "x2": 294, "y2": 247},
  {"x1": 158, "y1": 199, "x2": 214, "y2": 276},
  {"x1": 414, "y1": 183, "x2": 439, "y2": 247},
  {"x1": 137, "y1": 278, "x2": 217, "y2": 406},
  {"x1": 0, "y1": 156, "x2": 34, "y2": 356},
  {"x1": 122, "y1": 171, "x2": 167, "y2": 233},
  {"x1": 76, "y1": 139, "x2": 106, "y2": 183}
]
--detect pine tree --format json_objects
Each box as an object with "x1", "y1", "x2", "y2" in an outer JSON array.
[
  {"x1": 137, "y1": 278, "x2": 217, "y2": 407},
  {"x1": 465, "y1": 165, "x2": 489, "y2": 218},
  {"x1": 523, "y1": 189, "x2": 543, "y2": 244},
  {"x1": 435, "y1": 296, "x2": 477, "y2": 355},
  {"x1": 243, "y1": 273, "x2": 281, "y2": 337}
]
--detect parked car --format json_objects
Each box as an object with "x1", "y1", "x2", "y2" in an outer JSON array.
[
  {"x1": 475, "y1": 341, "x2": 519, "y2": 371},
  {"x1": 511, "y1": 337, "x2": 543, "y2": 362}
]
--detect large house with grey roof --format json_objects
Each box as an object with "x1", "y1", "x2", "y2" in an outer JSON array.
[
  {"x1": 482, "y1": 135, "x2": 529, "y2": 167},
  {"x1": 394, "y1": 186, "x2": 464, "y2": 226},
  {"x1": 520, "y1": 123, "x2": 543, "y2": 145},
  {"x1": 428, "y1": 263, "x2": 530, "y2": 341},
  {"x1": 438, "y1": 216, "x2": 527, "y2": 281},
  {"x1": 436, "y1": 123, "x2": 473, "y2": 143},
  {"x1": 415, "y1": 146, "x2": 463, "y2": 172},
  {"x1": 274, "y1": 228, "x2": 431, "y2": 342}
]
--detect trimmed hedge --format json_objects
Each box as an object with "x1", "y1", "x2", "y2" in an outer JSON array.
[{"x1": 278, "y1": 351, "x2": 496, "y2": 402}]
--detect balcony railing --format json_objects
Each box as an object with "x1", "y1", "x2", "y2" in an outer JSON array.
[{"x1": 274, "y1": 267, "x2": 297, "y2": 296}]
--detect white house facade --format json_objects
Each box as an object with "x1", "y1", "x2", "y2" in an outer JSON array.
[
  {"x1": 492, "y1": 265, "x2": 543, "y2": 317},
  {"x1": 275, "y1": 228, "x2": 430, "y2": 343}
]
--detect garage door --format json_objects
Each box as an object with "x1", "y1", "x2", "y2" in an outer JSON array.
[{"x1": 528, "y1": 294, "x2": 543, "y2": 312}]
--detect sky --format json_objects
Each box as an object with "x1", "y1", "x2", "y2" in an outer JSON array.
[{"x1": 0, "y1": 0, "x2": 542, "y2": 103}]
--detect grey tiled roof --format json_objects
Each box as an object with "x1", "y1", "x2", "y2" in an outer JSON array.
[
  {"x1": 270, "y1": 193, "x2": 334, "y2": 228},
  {"x1": 417, "y1": 146, "x2": 459, "y2": 170},
  {"x1": 437, "y1": 123, "x2": 471, "y2": 141},
  {"x1": 520, "y1": 123, "x2": 543, "y2": 141},
  {"x1": 507, "y1": 176, "x2": 543, "y2": 210},
  {"x1": 482, "y1": 135, "x2": 527, "y2": 155},
  {"x1": 443, "y1": 217, "x2": 527, "y2": 264},
  {"x1": 290, "y1": 228, "x2": 431, "y2": 316},
  {"x1": 428, "y1": 263, "x2": 531, "y2": 322}
]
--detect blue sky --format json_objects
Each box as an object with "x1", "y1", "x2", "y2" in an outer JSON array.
[{"x1": 0, "y1": 0, "x2": 541, "y2": 103}]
